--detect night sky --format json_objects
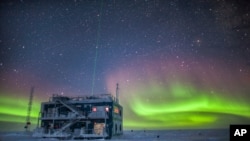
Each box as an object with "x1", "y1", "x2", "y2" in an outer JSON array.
[{"x1": 1, "y1": 0, "x2": 250, "y2": 131}]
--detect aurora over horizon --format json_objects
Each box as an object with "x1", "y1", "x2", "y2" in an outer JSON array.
[
  {"x1": 106, "y1": 56, "x2": 250, "y2": 129},
  {"x1": 0, "y1": 0, "x2": 250, "y2": 132}
]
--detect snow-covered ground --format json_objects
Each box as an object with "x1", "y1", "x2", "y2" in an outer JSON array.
[{"x1": 0, "y1": 129, "x2": 229, "y2": 141}]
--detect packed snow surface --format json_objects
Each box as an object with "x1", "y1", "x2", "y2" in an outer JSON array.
[{"x1": 0, "y1": 129, "x2": 229, "y2": 141}]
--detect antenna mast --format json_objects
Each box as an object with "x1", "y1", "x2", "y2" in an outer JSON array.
[
  {"x1": 116, "y1": 83, "x2": 119, "y2": 103},
  {"x1": 24, "y1": 86, "x2": 34, "y2": 132}
]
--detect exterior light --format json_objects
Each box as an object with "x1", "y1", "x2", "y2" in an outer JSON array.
[
  {"x1": 105, "y1": 107, "x2": 109, "y2": 112},
  {"x1": 92, "y1": 107, "x2": 97, "y2": 112}
]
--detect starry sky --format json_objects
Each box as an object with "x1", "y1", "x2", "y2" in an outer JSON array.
[{"x1": 0, "y1": 0, "x2": 250, "y2": 131}]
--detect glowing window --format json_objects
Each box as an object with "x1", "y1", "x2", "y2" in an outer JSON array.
[
  {"x1": 105, "y1": 107, "x2": 109, "y2": 112},
  {"x1": 114, "y1": 107, "x2": 119, "y2": 114},
  {"x1": 92, "y1": 107, "x2": 97, "y2": 112}
]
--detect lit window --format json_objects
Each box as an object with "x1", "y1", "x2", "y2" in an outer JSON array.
[
  {"x1": 114, "y1": 107, "x2": 119, "y2": 114},
  {"x1": 92, "y1": 107, "x2": 97, "y2": 112},
  {"x1": 105, "y1": 107, "x2": 109, "y2": 112}
]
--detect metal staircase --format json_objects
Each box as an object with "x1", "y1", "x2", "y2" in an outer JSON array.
[
  {"x1": 53, "y1": 118, "x2": 80, "y2": 136},
  {"x1": 56, "y1": 99, "x2": 81, "y2": 116},
  {"x1": 51, "y1": 99, "x2": 85, "y2": 137}
]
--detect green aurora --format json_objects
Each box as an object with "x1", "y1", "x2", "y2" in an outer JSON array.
[
  {"x1": 1, "y1": 82, "x2": 250, "y2": 131},
  {"x1": 0, "y1": 93, "x2": 40, "y2": 124},
  {"x1": 122, "y1": 82, "x2": 250, "y2": 129}
]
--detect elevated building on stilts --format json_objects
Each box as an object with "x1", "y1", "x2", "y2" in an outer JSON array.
[{"x1": 33, "y1": 84, "x2": 122, "y2": 139}]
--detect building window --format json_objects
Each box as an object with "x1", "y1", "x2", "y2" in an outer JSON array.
[
  {"x1": 92, "y1": 107, "x2": 97, "y2": 112},
  {"x1": 114, "y1": 106, "x2": 119, "y2": 114},
  {"x1": 105, "y1": 107, "x2": 109, "y2": 112}
]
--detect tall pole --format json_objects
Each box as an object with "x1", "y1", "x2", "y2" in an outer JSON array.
[
  {"x1": 116, "y1": 83, "x2": 119, "y2": 103},
  {"x1": 25, "y1": 86, "x2": 34, "y2": 132}
]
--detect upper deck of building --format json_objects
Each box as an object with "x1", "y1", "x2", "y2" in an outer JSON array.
[{"x1": 43, "y1": 94, "x2": 119, "y2": 105}]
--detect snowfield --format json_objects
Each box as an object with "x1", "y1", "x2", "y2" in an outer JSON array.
[{"x1": 0, "y1": 129, "x2": 229, "y2": 141}]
